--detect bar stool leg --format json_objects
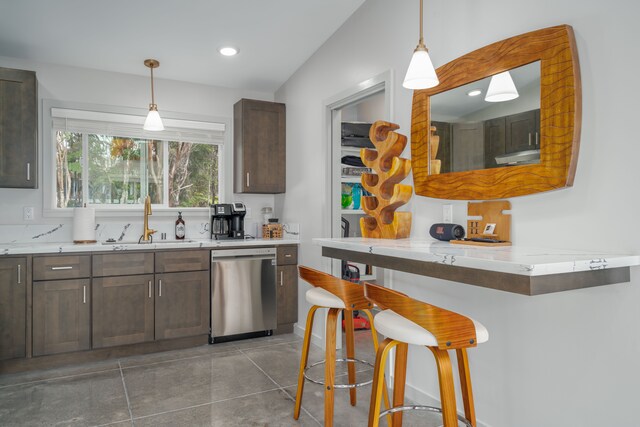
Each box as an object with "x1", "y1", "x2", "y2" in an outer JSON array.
[
  {"x1": 456, "y1": 348, "x2": 477, "y2": 427},
  {"x1": 369, "y1": 338, "x2": 399, "y2": 427},
  {"x1": 361, "y1": 309, "x2": 392, "y2": 426},
  {"x1": 429, "y1": 347, "x2": 458, "y2": 427},
  {"x1": 344, "y1": 309, "x2": 357, "y2": 406},
  {"x1": 392, "y1": 342, "x2": 409, "y2": 427},
  {"x1": 294, "y1": 305, "x2": 320, "y2": 420},
  {"x1": 324, "y1": 308, "x2": 340, "y2": 427}
]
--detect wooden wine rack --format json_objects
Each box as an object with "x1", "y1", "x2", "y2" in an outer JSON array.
[{"x1": 359, "y1": 121, "x2": 413, "y2": 239}]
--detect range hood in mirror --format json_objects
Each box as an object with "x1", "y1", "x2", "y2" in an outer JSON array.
[{"x1": 494, "y1": 149, "x2": 540, "y2": 166}]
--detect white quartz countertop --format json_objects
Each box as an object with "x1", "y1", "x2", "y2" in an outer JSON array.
[
  {"x1": 1, "y1": 238, "x2": 299, "y2": 256},
  {"x1": 314, "y1": 238, "x2": 640, "y2": 277}
]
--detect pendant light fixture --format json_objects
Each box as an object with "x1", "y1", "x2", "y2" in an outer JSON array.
[
  {"x1": 403, "y1": 0, "x2": 439, "y2": 90},
  {"x1": 143, "y1": 59, "x2": 164, "y2": 131},
  {"x1": 485, "y1": 71, "x2": 519, "y2": 102}
]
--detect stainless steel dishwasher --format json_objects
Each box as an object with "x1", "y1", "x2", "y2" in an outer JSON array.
[{"x1": 210, "y1": 247, "x2": 277, "y2": 343}]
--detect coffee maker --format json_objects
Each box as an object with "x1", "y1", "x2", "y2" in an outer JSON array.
[{"x1": 211, "y1": 203, "x2": 246, "y2": 240}]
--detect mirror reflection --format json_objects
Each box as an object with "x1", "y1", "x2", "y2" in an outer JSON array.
[{"x1": 430, "y1": 61, "x2": 541, "y2": 174}]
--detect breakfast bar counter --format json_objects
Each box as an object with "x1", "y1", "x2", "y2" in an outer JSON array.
[{"x1": 314, "y1": 238, "x2": 640, "y2": 295}]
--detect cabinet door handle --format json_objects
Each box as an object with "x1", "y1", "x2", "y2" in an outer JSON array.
[
  {"x1": 159, "y1": 279, "x2": 162, "y2": 297},
  {"x1": 51, "y1": 266, "x2": 73, "y2": 270},
  {"x1": 280, "y1": 271, "x2": 284, "y2": 287},
  {"x1": 17, "y1": 265, "x2": 21, "y2": 284},
  {"x1": 246, "y1": 172, "x2": 250, "y2": 188},
  {"x1": 27, "y1": 163, "x2": 31, "y2": 181},
  {"x1": 148, "y1": 280, "x2": 152, "y2": 298},
  {"x1": 528, "y1": 133, "x2": 532, "y2": 146},
  {"x1": 535, "y1": 132, "x2": 539, "y2": 146},
  {"x1": 285, "y1": 254, "x2": 292, "y2": 258},
  {"x1": 83, "y1": 285, "x2": 86, "y2": 304}
]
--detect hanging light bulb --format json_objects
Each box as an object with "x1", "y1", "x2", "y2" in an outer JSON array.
[
  {"x1": 403, "y1": 0, "x2": 439, "y2": 90},
  {"x1": 485, "y1": 71, "x2": 519, "y2": 102},
  {"x1": 143, "y1": 59, "x2": 164, "y2": 131}
]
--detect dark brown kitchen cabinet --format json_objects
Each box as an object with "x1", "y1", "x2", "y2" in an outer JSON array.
[
  {"x1": 505, "y1": 109, "x2": 540, "y2": 153},
  {"x1": 33, "y1": 279, "x2": 91, "y2": 356},
  {"x1": 92, "y1": 274, "x2": 155, "y2": 348},
  {"x1": 277, "y1": 265, "x2": 298, "y2": 326},
  {"x1": 0, "y1": 258, "x2": 27, "y2": 360},
  {"x1": 0, "y1": 67, "x2": 37, "y2": 188},
  {"x1": 234, "y1": 98, "x2": 286, "y2": 194},
  {"x1": 484, "y1": 117, "x2": 506, "y2": 168},
  {"x1": 275, "y1": 245, "x2": 298, "y2": 334},
  {"x1": 155, "y1": 271, "x2": 210, "y2": 340}
]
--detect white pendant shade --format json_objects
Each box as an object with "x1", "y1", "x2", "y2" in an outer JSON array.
[
  {"x1": 144, "y1": 108, "x2": 165, "y2": 131},
  {"x1": 403, "y1": 49, "x2": 439, "y2": 90},
  {"x1": 485, "y1": 71, "x2": 519, "y2": 102}
]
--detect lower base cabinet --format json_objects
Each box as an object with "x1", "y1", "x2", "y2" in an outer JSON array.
[
  {"x1": 92, "y1": 274, "x2": 155, "y2": 348},
  {"x1": 155, "y1": 271, "x2": 210, "y2": 340},
  {"x1": 277, "y1": 265, "x2": 298, "y2": 327},
  {"x1": 0, "y1": 258, "x2": 26, "y2": 360},
  {"x1": 33, "y1": 279, "x2": 90, "y2": 356}
]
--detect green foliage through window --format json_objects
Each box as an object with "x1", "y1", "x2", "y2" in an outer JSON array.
[{"x1": 55, "y1": 131, "x2": 220, "y2": 208}]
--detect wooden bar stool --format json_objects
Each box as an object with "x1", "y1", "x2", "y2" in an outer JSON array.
[
  {"x1": 294, "y1": 266, "x2": 390, "y2": 427},
  {"x1": 364, "y1": 283, "x2": 489, "y2": 427}
]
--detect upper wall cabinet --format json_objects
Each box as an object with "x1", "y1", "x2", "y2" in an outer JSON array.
[
  {"x1": 411, "y1": 25, "x2": 581, "y2": 200},
  {"x1": 234, "y1": 99, "x2": 286, "y2": 193},
  {"x1": 0, "y1": 67, "x2": 37, "y2": 189}
]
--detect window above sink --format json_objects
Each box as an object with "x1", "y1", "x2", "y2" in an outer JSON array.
[{"x1": 42, "y1": 101, "x2": 232, "y2": 218}]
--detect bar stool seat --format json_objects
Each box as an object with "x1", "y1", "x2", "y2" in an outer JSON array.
[
  {"x1": 305, "y1": 287, "x2": 346, "y2": 308},
  {"x1": 374, "y1": 309, "x2": 489, "y2": 347}
]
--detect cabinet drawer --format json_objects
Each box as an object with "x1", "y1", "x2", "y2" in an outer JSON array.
[
  {"x1": 155, "y1": 250, "x2": 209, "y2": 273},
  {"x1": 33, "y1": 255, "x2": 91, "y2": 281},
  {"x1": 277, "y1": 245, "x2": 298, "y2": 265},
  {"x1": 93, "y1": 252, "x2": 154, "y2": 277}
]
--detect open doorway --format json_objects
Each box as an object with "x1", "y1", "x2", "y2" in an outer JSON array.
[{"x1": 324, "y1": 71, "x2": 393, "y2": 281}]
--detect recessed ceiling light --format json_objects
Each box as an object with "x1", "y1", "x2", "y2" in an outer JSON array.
[
  {"x1": 467, "y1": 89, "x2": 482, "y2": 97},
  {"x1": 219, "y1": 47, "x2": 238, "y2": 57}
]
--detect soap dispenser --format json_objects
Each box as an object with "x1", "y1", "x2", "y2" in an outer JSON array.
[{"x1": 175, "y1": 212, "x2": 185, "y2": 240}]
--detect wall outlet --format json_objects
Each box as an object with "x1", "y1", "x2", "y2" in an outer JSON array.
[
  {"x1": 23, "y1": 206, "x2": 34, "y2": 221},
  {"x1": 245, "y1": 207, "x2": 252, "y2": 219},
  {"x1": 443, "y1": 204, "x2": 453, "y2": 223}
]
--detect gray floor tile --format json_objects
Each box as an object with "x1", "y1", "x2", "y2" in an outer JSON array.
[
  {"x1": 133, "y1": 389, "x2": 318, "y2": 427},
  {"x1": 0, "y1": 370, "x2": 130, "y2": 426},
  {"x1": 123, "y1": 351, "x2": 278, "y2": 418},
  {"x1": 119, "y1": 342, "x2": 239, "y2": 368},
  {"x1": 0, "y1": 359, "x2": 120, "y2": 388}
]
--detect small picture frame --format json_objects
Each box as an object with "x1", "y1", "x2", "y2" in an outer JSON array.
[{"x1": 483, "y1": 223, "x2": 496, "y2": 234}]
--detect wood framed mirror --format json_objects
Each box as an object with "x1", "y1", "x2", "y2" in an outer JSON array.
[{"x1": 411, "y1": 25, "x2": 581, "y2": 200}]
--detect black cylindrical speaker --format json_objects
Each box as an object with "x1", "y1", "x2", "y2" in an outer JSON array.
[{"x1": 429, "y1": 223, "x2": 465, "y2": 241}]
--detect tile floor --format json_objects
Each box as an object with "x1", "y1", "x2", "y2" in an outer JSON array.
[{"x1": 0, "y1": 331, "x2": 445, "y2": 426}]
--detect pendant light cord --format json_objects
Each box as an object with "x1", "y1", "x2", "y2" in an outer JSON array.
[
  {"x1": 150, "y1": 66, "x2": 155, "y2": 106},
  {"x1": 419, "y1": 0, "x2": 424, "y2": 46}
]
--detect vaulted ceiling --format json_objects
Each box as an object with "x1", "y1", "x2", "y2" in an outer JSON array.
[{"x1": 0, "y1": 0, "x2": 365, "y2": 92}]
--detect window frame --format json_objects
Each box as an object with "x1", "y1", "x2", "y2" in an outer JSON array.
[{"x1": 42, "y1": 100, "x2": 232, "y2": 218}]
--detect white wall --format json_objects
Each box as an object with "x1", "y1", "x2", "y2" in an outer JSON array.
[
  {"x1": 275, "y1": 0, "x2": 640, "y2": 426},
  {"x1": 0, "y1": 56, "x2": 275, "y2": 240}
]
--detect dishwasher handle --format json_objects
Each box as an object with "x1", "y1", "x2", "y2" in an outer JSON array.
[{"x1": 213, "y1": 255, "x2": 276, "y2": 262}]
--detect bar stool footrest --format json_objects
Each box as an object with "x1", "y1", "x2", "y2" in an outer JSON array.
[
  {"x1": 379, "y1": 405, "x2": 472, "y2": 427},
  {"x1": 303, "y1": 358, "x2": 374, "y2": 389}
]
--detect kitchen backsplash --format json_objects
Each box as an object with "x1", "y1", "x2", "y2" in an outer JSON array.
[{"x1": 0, "y1": 220, "x2": 300, "y2": 244}]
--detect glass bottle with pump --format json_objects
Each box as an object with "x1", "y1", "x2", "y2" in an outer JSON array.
[{"x1": 175, "y1": 212, "x2": 185, "y2": 240}]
